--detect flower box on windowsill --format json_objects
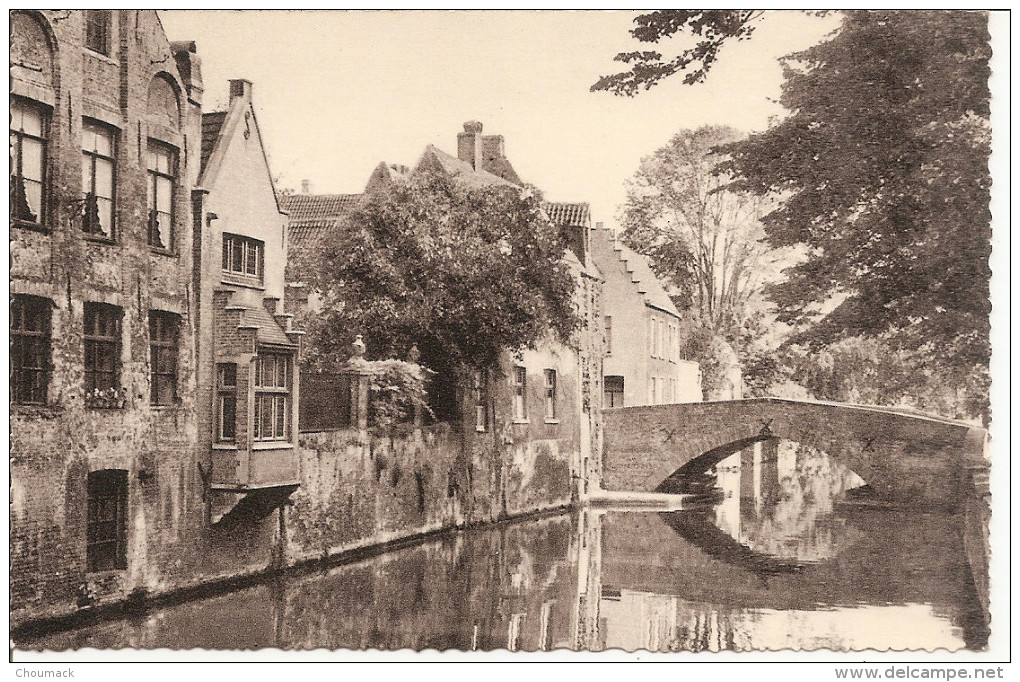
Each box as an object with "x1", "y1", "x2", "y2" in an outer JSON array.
[{"x1": 84, "y1": 387, "x2": 127, "y2": 409}]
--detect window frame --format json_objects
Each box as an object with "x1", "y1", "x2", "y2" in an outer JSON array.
[
  {"x1": 512, "y1": 365, "x2": 528, "y2": 422},
  {"x1": 253, "y1": 351, "x2": 292, "y2": 442},
  {"x1": 11, "y1": 295, "x2": 52, "y2": 405},
  {"x1": 83, "y1": 302, "x2": 122, "y2": 397},
  {"x1": 603, "y1": 375, "x2": 624, "y2": 409},
  {"x1": 216, "y1": 363, "x2": 238, "y2": 442},
  {"x1": 221, "y1": 233, "x2": 265, "y2": 284},
  {"x1": 81, "y1": 120, "x2": 118, "y2": 241},
  {"x1": 10, "y1": 98, "x2": 49, "y2": 229},
  {"x1": 604, "y1": 315, "x2": 612, "y2": 356},
  {"x1": 472, "y1": 369, "x2": 488, "y2": 433},
  {"x1": 148, "y1": 311, "x2": 180, "y2": 406},
  {"x1": 544, "y1": 369, "x2": 557, "y2": 421},
  {"x1": 146, "y1": 141, "x2": 178, "y2": 252},
  {"x1": 84, "y1": 10, "x2": 112, "y2": 57},
  {"x1": 86, "y1": 469, "x2": 127, "y2": 573}
]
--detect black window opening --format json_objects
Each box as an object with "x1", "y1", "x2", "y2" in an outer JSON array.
[
  {"x1": 146, "y1": 143, "x2": 177, "y2": 251},
  {"x1": 84, "y1": 302, "x2": 122, "y2": 396},
  {"x1": 81, "y1": 121, "x2": 117, "y2": 239},
  {"x1": 222, "y1": 233, "x2": 264, "y2": 282},
  {"x1": 217, "y1": 363, "x2": 237, "y2": 442},
  {"x1": 149, "y1": 311, "x2": 180, "y2": 406},
  {"x1": 604, "y1": 375, "x2": 624, "y2": 408},
  {"x1": 85, "y1": 10, "x2": 111, "y2": 56},
  {"x1": 11, "y1": 295, "x2": 52, "y2": 405},
  {"x1": 254, "y1": 352, "x2": 292, "y2": 442},
  {"x1": 86, "y1": 469, "x2": 127, "y2": 572},
  {"x1": 10, "y1": 99, "x2": 48, "y2": 227}
]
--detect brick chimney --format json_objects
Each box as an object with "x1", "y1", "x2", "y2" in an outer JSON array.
[
  {"x1": 481, "y1": 134, "x2": 505, "y2": 168},
  {"x1": 229, "y1": 78, "x2": 252, "y2": 102},
  {"x1": 301, "y1": 179, "x2": 311, "y2": 194},
  {"x1": 457, "y1": 121, "x2": 483, "y2": 170}
]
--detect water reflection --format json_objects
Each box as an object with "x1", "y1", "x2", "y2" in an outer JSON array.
[{"x1": 19, "y1": 440, "x2": 988, "y2": 653}]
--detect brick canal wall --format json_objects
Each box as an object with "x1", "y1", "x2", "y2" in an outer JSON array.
[{"x1": 11, "y1": 420, "x2": 576, "y2": 632}]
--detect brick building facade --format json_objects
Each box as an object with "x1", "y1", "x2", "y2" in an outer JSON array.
[{"x1": 10, "y1": 10, "x2": 206, "y2": 623}]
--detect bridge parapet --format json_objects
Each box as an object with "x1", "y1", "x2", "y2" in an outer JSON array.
[{"x1": 602, "y1": 398, "x2": 986, "y2": 510}]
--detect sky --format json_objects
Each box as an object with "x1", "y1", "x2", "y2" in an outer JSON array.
[{"x1": 158, "y1": 10, "x2": 841, "y2": 227}]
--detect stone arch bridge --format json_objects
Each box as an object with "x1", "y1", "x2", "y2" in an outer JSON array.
[{"x1": 601, "y1": 398, "x2": 987, "y2": 509}]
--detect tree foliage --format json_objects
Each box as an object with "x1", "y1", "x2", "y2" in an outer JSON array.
[
  {"x1": 592, "y1": 10, "x2": 768, "y2": 95},
  {"x1": 620, "y1": 125, "x2": 784, "y2": 334},
  {"x1": 599, "y1": 10, "x2": 992, "y2": 419},
  {"x1": 721, "y1": 11, "x2": 991, "y2": 395},
  {"x1": 292, "y1": 171, "x2": 580, "y2": 385}
]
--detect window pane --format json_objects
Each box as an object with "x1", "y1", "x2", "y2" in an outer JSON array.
[
  {"x1": 94, "y1": 128, "x2": 114, "y2": 157},
  {"x1": 220, "y1": 396, "x2": 236, "y2": 440},
  {"x1": 276, "y1": 356, "x2": 288, "y2": 387},
  {"x1": 275, "y1": 396, "x2": 286, "y2": 437},
  {"x1": 81, "y1": 157, "x2": 92, "y2": 194},
  {"x1": 218, "y1": 364, "x2": 236, "y2": 388},
  {"x1": 260, "y1": 395, "x2": 273, "y2": 437},
  {"x1": 245, "y1": 242, "x2": 258, "y2": 275},
  {"x1": 20, "y1": 105, "x2": 42, "y2": 137},
  {"x1": 97, "y1": 198, "x2": 113, "y2": 237},
  {"x1": 10, "y1": 133, "x2": 20, "y2": 171},
  {"x1": 231, "y1": 238, "x2": 244, "y2": 271},
  {"x1": 94, "y1": 158, "x2": 114, "y2": 198},
  {"x1": 156, "y1": 176, "x2": 172, "y2": 213},
  {"x1": 24, "y1": 179, "x2": 43, "y2": 220},
  {"x1": 22, "y1": 138, "x2": 43, "y2": 182},
  {"x1": 81, "y1": 126, "x2": 97, "y2": 153},
  {"x1": 10, "y1": 104, "x2": 25, "y2": 131}
]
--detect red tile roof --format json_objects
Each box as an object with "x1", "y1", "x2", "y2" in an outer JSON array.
[
  {"x1": 543, "y1": 202, "x2": 590, "y2": 227},
  {"x1": 281, "y1": 193, "x2": 361, "y2": 222},
  {"x1": 281, "y1": 193, "x2": 361, "y2": 250}
]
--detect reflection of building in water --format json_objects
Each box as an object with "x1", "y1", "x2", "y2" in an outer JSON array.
[
  {"x1": 718, "y1": 440, "x2": 866, "y2": 562},
  {"x1": 574, "y1": 508, "x2": 604, "y2": 650}
]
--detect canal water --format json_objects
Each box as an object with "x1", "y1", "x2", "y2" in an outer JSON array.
[{"x1": 19, "y1": 440, "x2": 988, "y2": 652}]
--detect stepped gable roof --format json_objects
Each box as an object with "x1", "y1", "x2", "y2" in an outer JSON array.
[
  {"x1": 543, "y1": 202, "x2": 590, "y2": 227},
  {"x1": 614, "y1": 239, "x2": 682, "y2": 318},
  {"x1": 200, "y1": 111, "x2": 227, "y2": 174},
  {"x1": 281, "y1": 193, "x2": 361, "y2": 250}
]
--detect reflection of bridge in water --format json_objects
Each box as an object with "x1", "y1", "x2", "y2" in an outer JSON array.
[
  {"x1": 574, "y1": 502, "x2": 989, "y2": 652},
  {"x1": 601, "y1": 398, "x2": 988, "y2": 509}
]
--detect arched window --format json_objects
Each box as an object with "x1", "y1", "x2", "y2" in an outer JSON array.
[
  {"x1": 10, "y1": 11, "x2": 55, "y2": 87},
  {"x1": 146, "y1": 74, "x2": 180, "y2": 131}
]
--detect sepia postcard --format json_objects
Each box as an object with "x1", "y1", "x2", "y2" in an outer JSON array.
[{"x1": 8, "y1": 8, "x2": 1009, "y2": 673}]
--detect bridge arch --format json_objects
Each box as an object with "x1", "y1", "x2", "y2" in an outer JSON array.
[{"x1": 601, "y1": 398, "x2": 985, "y2": 509}]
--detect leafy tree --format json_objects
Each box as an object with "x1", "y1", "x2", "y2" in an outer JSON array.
[
  {"x1": 598, "y1": 10, "x2": 992, "y2": 419},
  {"x1": 620, "y1": 125, "x2": 785, "y2": 335},
  {"x1": 292, "y1": 171, "x2": 580, "y2": 416},
  {"x1": 723, "y1": 11, "x2": 991, "y2": 418}
]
